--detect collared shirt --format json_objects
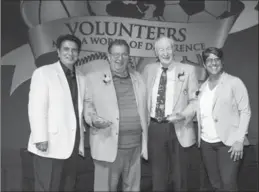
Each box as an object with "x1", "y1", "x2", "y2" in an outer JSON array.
[
  {"x1": 199, "y1": 83, "x2": 221, "y2": 143},
  {"x1": 60, "y1": 62, "x2": 80, "y2": 139},
  {"x1": 112, "y1": 70, "x2": 129, "y2": 79},
  {"x1": 150, "y1": 63, "x2": 175, "y2": 118}
]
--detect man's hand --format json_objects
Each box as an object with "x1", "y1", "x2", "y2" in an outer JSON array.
[
  {"x1": 228, "y1": 141, "x2": 244, "y2": 161},
  {"x1": 166, "y1": 113, "x2": 185, "y2": 123},
  {"x1": 92, "y1": 115, "x2": 112, "y2": 129},
  {"x1": 35, "y1": 141, "x2": 48, "y2": 152}
]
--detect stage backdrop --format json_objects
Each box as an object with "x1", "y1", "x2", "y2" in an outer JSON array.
[{"x1": 1, "y1": 0, "x2": 258, "y2": 190}]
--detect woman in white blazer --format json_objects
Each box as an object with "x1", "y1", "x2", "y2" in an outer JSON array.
[{"x1": 197, "y1": 47, "x2": 251, "y2": 191}]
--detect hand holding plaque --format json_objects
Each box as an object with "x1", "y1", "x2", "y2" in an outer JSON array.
[{"x1": 92, "y1": 115, "x2": 112, "y2": 129}]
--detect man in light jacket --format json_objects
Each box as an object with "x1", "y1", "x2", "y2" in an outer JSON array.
[{"x1": 84, "y1": 39, "x2": 148, "y2": 192}]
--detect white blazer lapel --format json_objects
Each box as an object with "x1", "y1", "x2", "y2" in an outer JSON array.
[
  {"x1": 75, "y1": 69, "x2": 83, "y2": 115},
  {"x1": 129, "y1": 73, "x2": 139, "y2": 107},
  {"x1": 100, "y1": 69, "x2": 119, "y2": 119},
  {"x1": 172, "y1": 65, "x2": 184, "y2": 110},
  {"x1": 107, "y1": 71, "x2": 118, "y2": 110},
  {"x1": 211, "y1": 72, "x2": 226, "y2": 111}
]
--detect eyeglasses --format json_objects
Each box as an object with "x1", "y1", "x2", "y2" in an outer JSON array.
[
  {"x1": 110, "y1": 53, "x2": 129, "y2": 59},
  {"x1": 157, "y1": 48, "x2": 173, "y2": 53},
  {"x1": 206, "y1": 58, "x2": 221, "y2": 64},
  {"x1": 62, "y1": 47, "x2": 79, "y2": 54}
]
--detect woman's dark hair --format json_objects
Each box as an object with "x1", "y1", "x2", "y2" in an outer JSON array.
[
  {"x1": 202, "y1": 47, "x2": 224, "y2": 63},
  {"x1": 56, "y1": 34, "x2": 82, "y2": 51},
  {"x1": 108, "y1": 39, "x2": 130, "y2": 54}
]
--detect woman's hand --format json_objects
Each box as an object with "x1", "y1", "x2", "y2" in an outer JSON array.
[{"x1": 228, "y1": 141, "x2": 244, "y2": 161}]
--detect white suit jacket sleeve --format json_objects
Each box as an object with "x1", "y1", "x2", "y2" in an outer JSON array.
[
  {"x1": 83, "y1": 76, "x2": 97, "y2": 127},
  {"x1": 28, "y1": 68, "x2": 49, "y2": 143},
  {"x1": 181, "y1": 66, "x2": 199, "y2": 119},
  {"x1": 233, "y1": 78, "x2": 251, "y2": 143}
]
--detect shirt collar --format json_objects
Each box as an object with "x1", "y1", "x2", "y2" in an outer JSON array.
[
  {"x1": 111, "y1": 70, "x2": 130, "y2": 79},
  {"x1": 60, "y1": 61, "x2": 75, "y2": 76},
  {"x1": 159, "y1": 61, "x2": 175, "y2": 71}
]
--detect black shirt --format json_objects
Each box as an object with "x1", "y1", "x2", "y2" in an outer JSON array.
[{"x1": 60, "y1": 62, "x2": 80, "y2": 131}]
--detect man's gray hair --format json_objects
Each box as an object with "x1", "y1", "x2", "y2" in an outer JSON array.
[{"x1": 154, "y1": 36, "x2": 175, "y2": 55}]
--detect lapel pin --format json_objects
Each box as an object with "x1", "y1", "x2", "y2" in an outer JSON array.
[
  {"x1": 195, "y1": 90, "x2": 200, "y2": 97},
  {"x1": 178, "y1": 72, "x2": 185, "y2": 81}
]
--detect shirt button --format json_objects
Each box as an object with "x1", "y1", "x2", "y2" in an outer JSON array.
[
  {"x1": 116, "y1": 118, "x2": 119, "y2": 120},
  {"x1": 214, "y1": 118, "x2": 218, "y2": 122}
]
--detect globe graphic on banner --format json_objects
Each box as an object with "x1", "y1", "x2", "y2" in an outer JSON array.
[
  {"x1": 21, "y1": 0, "x2": 248, "y2": 24},
  {"x1": 88, "y1": 0, "x2": 240, "y2": 22}
]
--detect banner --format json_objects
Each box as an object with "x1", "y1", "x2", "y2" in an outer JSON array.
[{"x1": 29, "y1": 15, "x2": 237, "y2": 61}]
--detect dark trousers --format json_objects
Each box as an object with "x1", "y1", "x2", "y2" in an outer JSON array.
[
  {"x1": 33, "y1": 127, "x2": 80, "y2": 192},
  {"x1": 200, "y1": 140, "x2": 241, "y2": 192},
  {"x1": 148, "y1": 121, "x2": 191, "y2": 191}
]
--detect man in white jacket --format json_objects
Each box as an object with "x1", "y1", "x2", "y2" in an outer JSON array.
[{"x1": 27, "y1": 34, "x2": 85, "y2": 191}]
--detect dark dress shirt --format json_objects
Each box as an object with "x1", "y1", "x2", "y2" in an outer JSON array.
[{"x1": 60, "y1": 62, "x2": 80, "y2": 154}]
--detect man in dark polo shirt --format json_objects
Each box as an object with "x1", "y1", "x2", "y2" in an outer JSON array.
[
  {"x1": 84, "y1": 39, "x2": 148, "y2": 191},
  {"x1": 27, "y1": 34, "x2": 86, "y2": 191}
]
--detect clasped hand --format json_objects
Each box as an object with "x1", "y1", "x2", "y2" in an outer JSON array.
[
  {"x1": 92, "y1": 115, "x2": 112, "y2": 129},
  {"x1": 166, "y1": 112, "x2": 185, "y2": 123}
]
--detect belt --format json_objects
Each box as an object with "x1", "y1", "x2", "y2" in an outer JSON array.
[{"x1": 150, "y1": 117, "x2": 169, "y2": 124}]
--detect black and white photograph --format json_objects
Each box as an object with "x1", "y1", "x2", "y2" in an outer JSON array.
[{"x1": 1, "y1": 0, "x2": 258, "y2": 191}]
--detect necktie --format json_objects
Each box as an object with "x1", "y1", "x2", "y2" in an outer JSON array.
[{"x1": 155, "y1": 67, "x2": 168, "y2": 120}]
